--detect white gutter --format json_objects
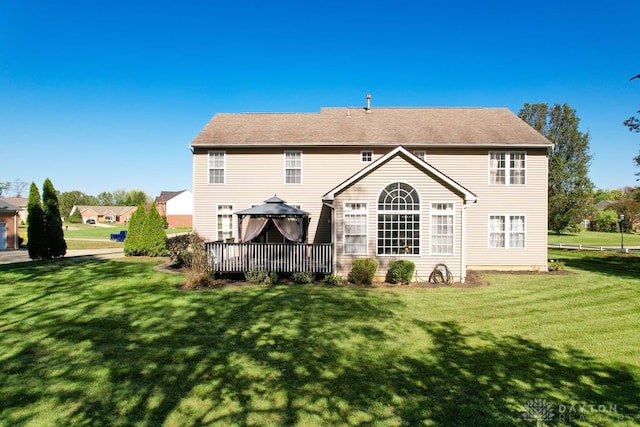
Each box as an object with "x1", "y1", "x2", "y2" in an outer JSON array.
[{"x1": 323, "y1": 201, "x2": 337, "y2": 274}]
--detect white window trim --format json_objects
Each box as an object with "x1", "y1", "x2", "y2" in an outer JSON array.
[
  {"x1": 284, "y1": 150, "x2": 303, "y2": 184},
  {"x1": 488, "y1": 151, "x2": 526, "y2": 186},
  {"x1": 488, "y1": 214, "x2": 526, "y2": 249},
  {"x1": 208, "y1": 150, "x2": 226, "y2": 185},
  {"x1": 216, "y1": 204, "x2": 234, "y2": 241},
  {"x1": 361, "y1": 150, "x2": 373, "y2": 163},
  {"x1": 376, "y1": 181, "x2": 421, "y2": 256},
  {"x1": 430, "y1": 202, "x2": 456, "y2": 256},
  {"x1": 343, "y1": 202, "x2": 368, "y2": 255}
]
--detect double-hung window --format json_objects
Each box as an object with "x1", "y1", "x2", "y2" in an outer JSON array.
[
  {"x1": 285, "y1": 151, "x2": 302, "y2": 184},
  {"x1": 208, "y1": 151, "x2": 225, "y2": 184},
  {"x1": 344, "y1": 203, "x2": 368, "y2": 255},
  {"x1": 489, "y1": 152, "x2": 526, "y2": 185},
  {"x1": 431, "y1": 203, "x2": 454, "y2": 255},
  {"x1": 377, "y1": 182, "x2": 420, "y2": 255},
  {"x1": 489, "y1": 215, "x2": 525, "y2": 248},
  {"x1": 217, "y1": 205, "x2": 233, "y2": 241}
]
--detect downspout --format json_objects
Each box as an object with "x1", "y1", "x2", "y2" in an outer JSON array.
[
  {"x1": 460, "y1": 203, "x2": 467, "y2": 283},
  {"x1": 14, "y1": 211, "x2": 18, "y2": 250},
  {"x1": 323, "y1": 201, "x2": 336, "y2": 274}
]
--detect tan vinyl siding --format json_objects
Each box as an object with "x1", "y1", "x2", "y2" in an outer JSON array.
[
  {"x1": 333, "y1": 156, "x2": 465, "y2": 281},
  {"x1": 193, "y1": 145, "x2": 549, "y2": 275},
  {"x1": 423, "y1": 147, "x2": 549, "y2": 270},
  {"x1": 193, "y1": 146, "x2": 396, "y2": 243}
]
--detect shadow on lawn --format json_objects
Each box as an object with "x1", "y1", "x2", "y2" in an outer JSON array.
[
  {"x1": 554, "y1": 250, "x2": 640, "y2": 281},
  {"x1": 1, "y1": 258, "x2": 639, "y2": 425}
]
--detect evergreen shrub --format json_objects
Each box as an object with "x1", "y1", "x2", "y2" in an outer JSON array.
[
  {"x1": 386, "y1": 260, "x2": 416, "y2": 284},
  {"x1": 349, "y1": 258, "x2": 378, "y2": 286}
]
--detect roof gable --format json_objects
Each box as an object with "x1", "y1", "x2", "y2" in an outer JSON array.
[
  {"x1": 191, "y1": 107, "x2": 553, "y2": 148},
  {"x1": 73, "y1": 205, "x2": 137, "y2": 216},
  {"x1": 322, "y1": 146, "x2": 477, "y2": 203},
  {"x1": 155, "y1": 190, "x2": 188, "y2": 203}
]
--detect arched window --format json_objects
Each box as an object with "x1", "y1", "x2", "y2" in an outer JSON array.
[{"x1": 377, "y1": 182, "x2": 420, "y2": 255}]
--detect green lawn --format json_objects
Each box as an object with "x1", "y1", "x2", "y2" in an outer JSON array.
[
  {"x1": 17, "y1": 225, "x2": 192, "y2": 250},
  {"x1": 548, "y1": 230, "x2": 640, "y2": 246},
  {"x1": 0, "y1": 251, "x2": 639, "y2": 426}
]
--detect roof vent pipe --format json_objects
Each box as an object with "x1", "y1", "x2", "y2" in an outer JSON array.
[{"x1": 365, "y1": 93, "x2": 371, "y2": 112}]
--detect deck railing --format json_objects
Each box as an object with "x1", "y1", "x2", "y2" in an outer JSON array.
[{"x1": 206, "y1": 242, "x2": 333, "y2": 274}]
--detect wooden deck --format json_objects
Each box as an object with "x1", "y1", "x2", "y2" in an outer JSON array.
[{"x1": 206, "y1": 242, "x2": 333, "y2": 274}]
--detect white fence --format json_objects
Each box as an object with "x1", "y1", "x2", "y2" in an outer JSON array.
[{"x1": 206, "y1": 242, "x2": 333, "y2": 274}]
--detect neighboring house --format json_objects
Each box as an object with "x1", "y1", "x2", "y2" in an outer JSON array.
[
  {"x1": 0, "y1": 199, "x2": 20, "y2": 250},
  {"x1": 0, "y1": 197, "x2": 28, "y2": 225},
  {"x1": 155, "y1": 190, "x2": 193, "y2": 228},
  {"x1": 190, "y1": 102, "x2": 553, "y2": 282},
  {"x1": 70, "y1": 205, "x2": 137, "y2": 224}
]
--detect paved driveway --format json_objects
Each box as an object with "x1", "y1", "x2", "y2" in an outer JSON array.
[{"x1": 0, "y1": 248, "x2": 124, "y2": 265}]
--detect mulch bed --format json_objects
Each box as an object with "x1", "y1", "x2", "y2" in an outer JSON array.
[{"x1": 156, "y1": 258, "x2": 570, "y2": 291}]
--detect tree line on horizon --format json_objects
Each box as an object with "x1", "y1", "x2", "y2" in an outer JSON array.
[{"x1": 0, "y1": 184, "x2": 152, "y2": 220}]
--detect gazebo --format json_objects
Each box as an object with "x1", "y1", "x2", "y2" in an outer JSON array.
[{"x1": 235, "y1": 196, "x2": 310, "y2": 243}]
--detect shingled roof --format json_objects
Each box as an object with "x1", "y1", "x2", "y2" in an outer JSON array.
[{"x1": 190, "y1": 107, "x2": 553, "y2": 148}]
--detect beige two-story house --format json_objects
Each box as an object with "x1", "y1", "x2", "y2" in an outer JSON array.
[{"x1": 190, "y1": 102, "x2": 552, "y2": 282}]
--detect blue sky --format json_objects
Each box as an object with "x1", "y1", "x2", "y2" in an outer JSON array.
[{"x1": 1, "y1": 0, "x2": 639, "y2": 198}]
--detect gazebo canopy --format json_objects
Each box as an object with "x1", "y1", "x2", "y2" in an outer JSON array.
[
  {"x1": 235, "y1": 196, "x2": 309, "y2": 243},
  {"x1": 235, "y1": 196, "x2": 309, "y2": 217}
]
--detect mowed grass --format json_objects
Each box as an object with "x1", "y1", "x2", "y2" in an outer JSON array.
[
  {"x1": 0, "y1": 251, "x2": 639, "y2": 426},
  {"x1": 548, "y1": 230, "x2": 640, "y2": 246},
  {"x1": 17, "y1": 225, "x2": 192, "y2": 250}
]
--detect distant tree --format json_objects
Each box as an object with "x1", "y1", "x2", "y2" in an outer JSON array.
[
  {"x1": 125, "y1": 190, "x2": 150, "y2": 206},
  {"x1": 42, "y1": 178, "x2": 67, "y2": 258},
  {"x1": 626, "y1": 73, "x2": 640, "y2": 177},
  {"x1": 142, "y1": 203, "x2": 167, "y2": 256},
  {"x1": 58, "y1": 191, "x2": 99, "y2": 219},
  {"x1": 593, "y1": 209, "x2": 619, "y2": 232},
  {"x1": 593, "y1": 188, "x2": 624, "y2": 203},
  {"x1": 97, "y1": 191, "x2": 115, "y2": 205},
  {"x1": 112, "y1": 189, "x2": 128, "y2": 206},
  {"x1": 0, "y1": 181, "x2": 11, "y2": 196},
  {"x1": 519, "y1": 103, "x2": 594, "y2": 233},
  {"x1": 27, "y1": 183, "x2": 47, "y2": 260},
  {"x1": 12, "y1": 179, "x2": 28, "y2": 197},
  {"x1": 614, "y1": 198, "x2": 640, "y2": 232},
  {"x1": 124, "y1": 205, "x2": 146, "y2": 256}
]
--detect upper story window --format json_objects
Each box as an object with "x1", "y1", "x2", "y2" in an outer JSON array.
[
  {"x1": 413, "y1": 151, "x2": 426, "y2": 161},
  {"x1": 489, "y1": 152, "x2": 526, "y2": 185},
  {"x1": 208, "y1": 151, "x2": 225, "y2": 184},
  {"x1": 377, "y1": 182, "x2": 420, "y2": 255},
  {"x1": 285, "y1": 151, "x2": 302, "y2": 184},
  {"x1": 361, "y1": 151, "x2": 373, "y2": 162},
  {"x1": 344, "y1": 202, "x2": 368, "y2": 255}
]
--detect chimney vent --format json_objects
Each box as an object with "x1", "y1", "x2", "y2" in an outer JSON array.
[{"x1": 365, "y1": 93, "x2": 371, "y2": 112}]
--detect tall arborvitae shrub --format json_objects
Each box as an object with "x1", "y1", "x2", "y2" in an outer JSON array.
[
  {"x1": 42, "y1": 178, "x2": 67, "y2": 259},
  {"x1": 142, "y1": 203, "x2": 167, "y2": 256},
  {"x1": 27, "y1": 182, "x2": 46, "y2": 260},
  {"x1": 124, "y1": 204, "x2": 146, "y2": 256}
]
